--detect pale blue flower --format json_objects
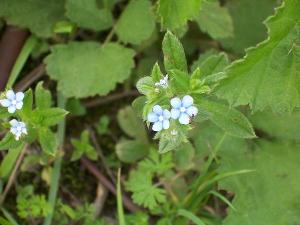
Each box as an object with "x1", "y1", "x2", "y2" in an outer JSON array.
[
  {"x1": 170, "y1": 95, "x2": 198, "y2": 125},
  {"x1": 155, "y1": 75, "x2": 168, "y2": 89},
  {"x1": 147, "y1": 105, "x2": 171, "y2": 132},
  {"x1": 10, "y1": 119, "x2": 27, "y2": 140},
  {"x1": 0, "y1": 90, "x2": 24, "y2": 113}
]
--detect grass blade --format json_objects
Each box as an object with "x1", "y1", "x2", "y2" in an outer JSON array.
[
  {"x1": 117, "y1": 169, "x2": 126, "y2": 225},
  {"x1": 177, "y1": 209, "x2": 206, "y2": 225}
]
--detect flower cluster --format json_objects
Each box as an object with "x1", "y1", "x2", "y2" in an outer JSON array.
[
  {"x1": 0, "y1": 90, "x2": 27, "y2": 140},
  {"x1": 155, "y1": 75, "x2": 168, "y2": 89},
  {"x1": 147, "y1": 95, "x2": 198, "y2": 132}
]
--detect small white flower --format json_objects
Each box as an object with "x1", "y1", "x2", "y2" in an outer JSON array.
[
  {"x1": 0, "y1": 90, "x2": 24, "y2": 113},
  {"x1": 10, "y1": 119, "x2": 27, "y2": 140},
  {"x1": 147, "y1": 105, "x2": 171, "y2": 132},
  {"x1": 155, "y1": 75, "x2": 168, "y2": 89}
]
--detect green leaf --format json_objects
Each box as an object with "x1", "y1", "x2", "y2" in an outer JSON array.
[
  {"x1": 162, "y1": 31, "x2": 188, "y2": 73},
  {"x1": 191, "y1": 51, "x2": 229, "y2": 78},
  {"x1": 219, "y1": 141, "x2": 300, "y2": 225},
  {"x1": 35, "y1": 82, "x2": 52, "y2": 109},
  {"x1": 38, "y1": 128, "x2": 58, "y2": 155},
  {"x1": 0, "y1": 133, "x2": 22, "y2": 151},
  {"x1": 115, "y1": 0, "x2": 156, "y2": 45},
  {"x1": 169, "y1": 69, "x2": 190, "y2": 93},
  {"x1": 174, "y1": 142, "x2": 195, "y2": 171},
  {"x1": 0, "y1": 144, "x2": 23, "y2": 179},
  {"x1": 197, "y1": 99, "x2": 256, "y2": 138},
  {"x1": 217, "y1": 0, "x2": 300, "y2": 113},
  {"x1": 151, "y1": 63, "x2": 163, "y2": 82},
  {"x1": 220, "y1": 0, "x2": 278, "y2": 55},
  {"x1": 45, "y1": 42, "x2": 135, "y2": 98},
  {"x1": 32, "y1": 108, "x2": 67, "y2": 127},
  {"x1": 126, "y1": 170, "x2": 166, "y2": 210},
  {"x1": 139, "y1": 149, "x2": 173, "y2": 175},
  {"x1": 177, "y1": 209, "x2": 205, "y2": 225},
  {"x1": 117, "y1": 170, "x2": 126, "y2": 225},
  {"x1": 96, "y1": 115, "x2": 110, "y2": 135},
  {"x1": 136, "y1": 76, "x2": 155, "y2": 96},
  {"x1": 117, "y1": 106, "x2": 148, "y2": 143},
  {"x1": 157, "y1": 0, "x2": 202, "y2": 30},
  {"x1": 66, "y1": 98, "x2": 86, "y2": 116},
  {"x1": 196, "y1": 1, "x2": 233, "y2": 39},
  {"x1": 0, "y1": 0, "x2": 65, "y2": 37},
  {"x1": 18, "y1": 89, "x2": 33, "y2": 121},
  {"x1": 66, "y1": 0, "x2": 113, "y2": 31},
  {"x1": 71, "y1": 130, "x2": 97, "y2": 161},
  {"x1": 116, "y1": 139, "x2": 148, "y2": 163},
  {"x1": 250, "y1": 109, "x2": 300, "y2": 142}
]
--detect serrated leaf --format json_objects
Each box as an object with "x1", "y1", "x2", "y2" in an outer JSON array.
[
  {"x1": 71, "y1": 130, "x2": 97, "y2": 161},
  {"x1": 117, "y1": 106, "x2": 148, "y2": 143},
  {"x1": 66, "y1": 0, "x2": 113, "y2": 31},
  {"x1": 196, "y1": 1, "x2": 233, "y2": 39},
  {"x1": 217, "y1": 0, "x2": 300, "y2": 113},
  {"x1": 126, "y1": 170, "x2": 166, "y2": 210},
  {"x1": 157, "y1": 0, "x2": 202, "y2": 30},
  {"x1": 116, "y1": 139, "x2": 149, "y2": 163},
  {"x1": 162, "y1": 32, "x2": 188, "y2": 73},
  {"x1": 115, "y1": 0, "x2": 156, "y2": 45},
  {"x1": 197, "y1": 99, "x2": 256, "y2": 138},
  {"x1": 38, "y1": 128, "x2": 58, "y2": 155},
  {"x1": 220, "y1": 0, "x2": 278, "y2": 55},
  {"x1": 0, "y1": 0, "x2": 65, "y2": 37},
  {"x1": 0, "y1": 133, "x2": 22, "y2": 151},
  {"x1": 35, "y1": 82, "x2": 52, "y2": 109},
  {"x1": 32, "y1": 108, "x2": 67, "y2": 127},
  {"x1": 45, "y1": 42, "x2": 135, "y2": 98}
]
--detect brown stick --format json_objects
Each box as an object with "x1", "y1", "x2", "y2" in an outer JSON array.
[
  {"x1": 0, "y1": 26, "x2": 29, "y2": 91},
  {"x1": 15, "y1": 63, "x2": 45, "y2": 91},
  {"x1": 84, "y1": 90, "x2": 139, "y2": 108},
  {"x1": 81, "y1": 157, "x2": 140, "y2": 213}
]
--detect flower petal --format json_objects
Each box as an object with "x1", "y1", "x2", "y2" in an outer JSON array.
[
  {"x1": 15, "y1": 92, "x2": 24, "y2": 101},
  {"x1": 6, "y1": 90, "x2": 15, "y2": 100},
  {"x1": 153, "y1": 105, "x2": 163, "y2": 115},
  {"x1": 171, "y1": 109, "x2": 180, "y2": 119},
  {"x1": 9, "y1": 119, "x2": 18, "y2": 126},
  {"x1": 15, "y1": 102, "x2": 23, "y2": 110},
  {"x1": 163, "y1": 109, "x2": 171, "y2": 119},
  {"x1": 152, "y1": 121, "x2": 162, "y2": 132},
  {"x1": 147, "y1": 112, "x2": 158, "y2": 123},
  {"x1": 162, "y1": 120, "x2": 170, "y2": 129},
  {"x1": 170, "y1": 97, "x2": 181, "y2": 108},
  {"x1": 182, "y1": 95, "x2": 193, "y2": 107},
  {"x1": 10, "y1": 127, "x2": 17, "y2": 134},
  {"x1": 179, "y1": 113, "x2": 190, "y2": 125},
  {"x1": 0, "y1": 99, "x2": 11, "y2": 107},
  {"x1": 187, "y1": 106, "x2": 198, "y2": 117},
  {"x1": 8, "y1": 106, "x2": 16, "y2": 113}
]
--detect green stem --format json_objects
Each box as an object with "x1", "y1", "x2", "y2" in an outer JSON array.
[
  {"x1": 43, "y1": 92, "x2": 66, "y2": 225},
  {"x1": 6, "y1": 36, "x2": 37, "y2": 89}
]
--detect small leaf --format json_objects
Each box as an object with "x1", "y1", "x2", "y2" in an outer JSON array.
[
  {"x1": 116, "y1": 139, "x2": 149, "y2": 163},
  {"x1": 0, "y1": 144, "x2": 24, "y2": 179},
  {"x1": 32, "y1": 108, "x2": 68, "y2": 127},
  {"x1": 151, "y1": 63, "x2": 163, "y2": 82},
  {"x1": 71, "y1": 130, "x2": 97, "y2": 161},
  {"x1": 136, "y1": 76, "x2": 155, "y2": 95},
  {"x1": 38, "y1": 128, "x2": 58, "y2": 155},
  {"x1": 96, "y1": 115, "x2": 110, "y2": 135},
  {"x1": 157, "y1": 0, "x2": 202, "y2": 30},
  {"x1": 35, "y1": 82, "x2": 52, "y2": 109},
  {"x1": 197, "y1": 99, "x2": 256, "y2": 138},
  {"x1": 66, "y1": 98, "x2": 86, "y2": 116},
  {"x1": 117, "y1": 106, "x2": 148, "y2": 143},
  {"x1": 19, "y1": 89, "x2": 33, "y2": 120},
  {"x1": 115, "y1": 0, "x2": 156, "y2": 45},
  {"x1": 162, "y1": 31, "x2": 188, "y2": 73},
  {"x1": 169, "y1": 69, "x2": 190, "y2": 93},
  {"x1": 66, "y1": 0, "x2": 113, "y2": 31},
  {"x1": 0, "y1": 133, "x2": 22, "y2": 151},
  {"x1": 196, "y1": 1, "x2": 234, "y2": 39}
]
